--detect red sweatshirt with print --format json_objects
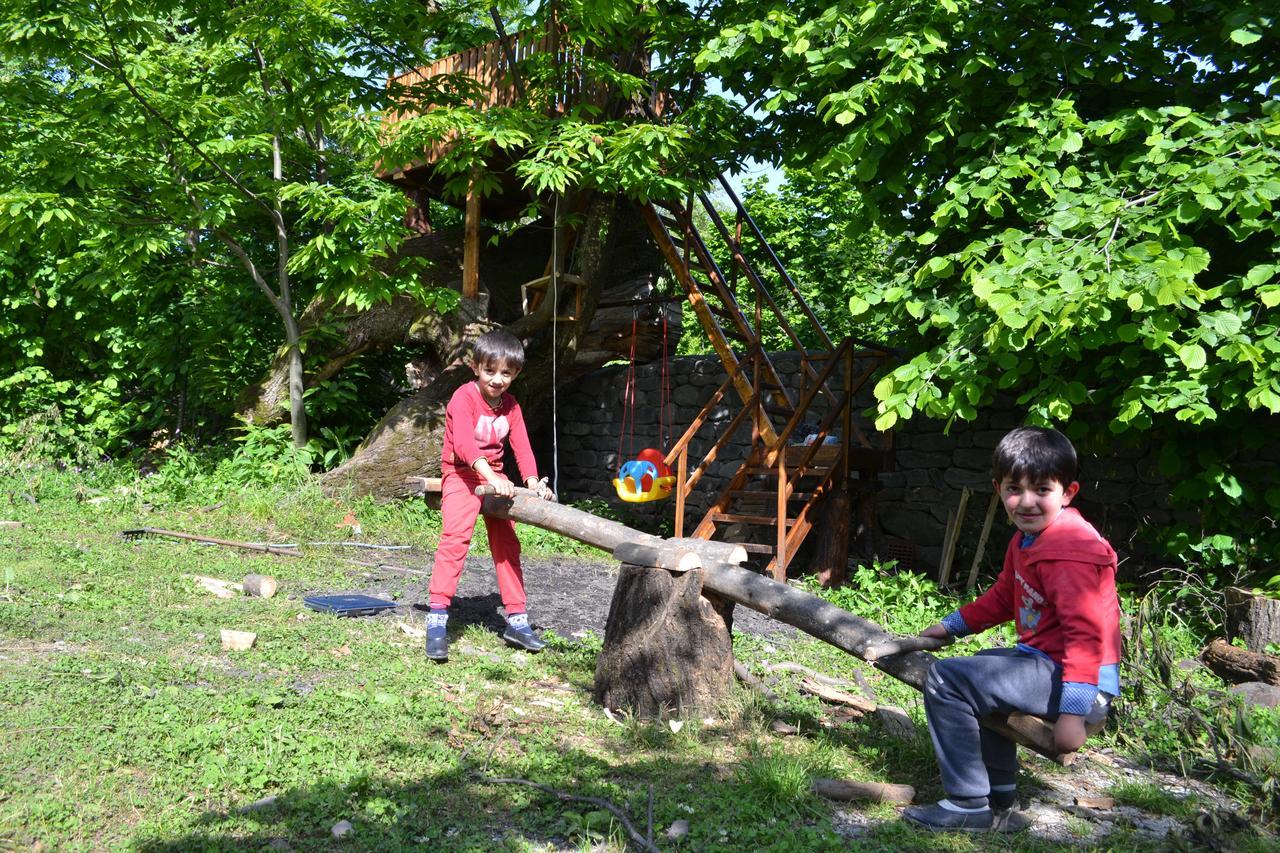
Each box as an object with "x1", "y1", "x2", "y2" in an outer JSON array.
[
  {"x1": 441, "y1": 381, "x2": 538, "y2": 480},
  {"x1": 958, "y1": 508, "x2": 1121, "y2": 686}
]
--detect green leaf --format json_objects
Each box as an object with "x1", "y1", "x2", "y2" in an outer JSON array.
[
  {"x1": 1178, "y1": 343, "x2": 1207, "y2": 370},
  {"x1": 1229, "y1": 28, "x2": 1261, "y2": 45}
]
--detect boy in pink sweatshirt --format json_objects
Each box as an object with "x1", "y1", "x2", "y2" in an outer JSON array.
[
  {"x1": 903, "y1": 426, "x2": 1120, "y2": 832},
  {"x1": 425, "y1": 330, "x2": 553, "y2": 662}
]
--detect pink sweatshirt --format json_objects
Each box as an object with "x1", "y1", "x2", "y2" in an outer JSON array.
[{"x1": 440, "y1": 381, "x2": 538, "y2": 481}]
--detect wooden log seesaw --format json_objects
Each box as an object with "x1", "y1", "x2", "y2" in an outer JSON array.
[{"x1": 405, "y1": 478, "x2": 1098, "y2": 765}]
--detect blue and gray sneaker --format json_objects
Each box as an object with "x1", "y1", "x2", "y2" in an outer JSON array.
[
  {"x1": 502, "y1": 612, "x2": 546, "y2": 652},
  {"x1": 424, "y1": 610, "x2": 449, "y2": 661}
]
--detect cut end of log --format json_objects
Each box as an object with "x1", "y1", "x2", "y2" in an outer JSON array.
[
  {"x1": 221, "y1": 629, "x2": 257, "y2": 651},
  {"x1": 612, "y1": 541, "x2": 702, "y2": 573},
  {"x1": 242, "y1": 573, "x2": 277, "y2": 598}
]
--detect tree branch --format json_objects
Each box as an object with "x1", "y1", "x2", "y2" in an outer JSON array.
[{"x1": 479, "y1": 776, "x2": 659, "y2": 853}]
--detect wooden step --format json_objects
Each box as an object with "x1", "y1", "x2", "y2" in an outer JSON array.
[
  {"x1": 735, "y1": 542, "x2": 775, "y2": 555},
  {"x1": 710, "y1": 512, "x2": 796, "y2": 527},
  {"x1": 728, "y1": 490, "x2": 815, "y2": 502}
]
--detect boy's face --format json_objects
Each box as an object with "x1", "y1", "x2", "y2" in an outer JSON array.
[
  {"x1": 994, "y1": 474, "x2": 1079, "y2": 536},
  {"x1": 472, "y1": 358, "x2": 519, "y2": 405}
]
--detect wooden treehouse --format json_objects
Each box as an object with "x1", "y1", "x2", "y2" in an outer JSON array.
[{"x1": 381, "y1": 20, "x2": 896, "y2": 581}]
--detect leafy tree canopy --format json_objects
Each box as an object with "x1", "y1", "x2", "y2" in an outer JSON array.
[{"x1": 696, "y1": 0, "x2": 1280, "y2": 574}]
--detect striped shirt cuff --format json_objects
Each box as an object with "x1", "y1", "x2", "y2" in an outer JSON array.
[
  {"x1": 1059, "y1": 681, "x2": 1099, "y2": 716},
  {"x1": 940, "y1": 611, "x2": 971, "y2": 637}
]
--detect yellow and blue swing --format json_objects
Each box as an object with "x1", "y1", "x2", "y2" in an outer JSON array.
[{"x1": 612, "y1": 307, "x2": 675, "y2": 503}]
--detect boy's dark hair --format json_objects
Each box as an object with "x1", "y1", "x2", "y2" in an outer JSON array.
[
  {"x1": 991, "y1": 426, "x2": 1077, "y2": 485},
  {"x1": 471, "y1": 330, "x2": 525, "y2": 370}
]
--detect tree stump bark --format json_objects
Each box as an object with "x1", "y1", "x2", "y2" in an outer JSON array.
[
  {"x1": 1225, "y1": 587, "x2": 1280, "y2": 653},
  {"x1": 593, "y1": 564, "x2": 733, "y2": 718}
]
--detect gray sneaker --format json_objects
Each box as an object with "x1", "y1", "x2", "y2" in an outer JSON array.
[
  {"x1": 992, "y1": 807, "x2": 1032, "y2": 833},
  {"x1": 502, "y1": 624, "x2": 546, "y2": 652},
  {"x1": 902, "y1": 801, "x2": 993, "y2": 832}
]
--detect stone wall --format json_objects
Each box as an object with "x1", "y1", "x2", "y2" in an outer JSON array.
[{"x1": 529, "y1": 352, "x2": 1171, "y2": 578}]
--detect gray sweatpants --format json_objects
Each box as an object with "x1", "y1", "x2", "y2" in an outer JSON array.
[{"x1": 923, "y1": 648, "x2": 1108, "y2": 801}]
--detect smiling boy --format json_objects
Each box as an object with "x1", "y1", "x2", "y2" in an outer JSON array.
[
  {"x1": 903, "y1": 426, "x2": 1121, "y2": 832},
  {"x1": 424, "y1": 330, "x2": 554, "y2": 662}
]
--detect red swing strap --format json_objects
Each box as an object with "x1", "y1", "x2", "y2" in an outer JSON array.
[{"x1": 615, "y1": 307, "x2": 640, "y2": 473}]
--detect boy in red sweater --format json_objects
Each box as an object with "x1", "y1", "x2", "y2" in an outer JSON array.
[
  {"x1": 425, "y1": 330, "x2": 554, "y2": 662},
  {"x1": 903, "y1": 426, "x2": 1120, "y2": 832}
]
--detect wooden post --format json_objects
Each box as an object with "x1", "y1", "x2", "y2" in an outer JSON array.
[
  {"x1": 674, "y1": 446, "x2": 687, "y2": 538},
  {"x1": 938, "y1": 487, "x2": 971, "y2": 586},
  {"x1": 462, "y1": 167, "x2": 481, "y2": 300},
  {"x1": 774, "y1": 448, "x2": 787, "y2": 581},
  {"x1": 965, "y1": 492, "x2": 1000, "y2": 591}
]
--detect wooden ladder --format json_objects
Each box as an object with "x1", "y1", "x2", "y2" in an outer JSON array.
[{"x1": 642, "y1": 182, "x2": 893, "y2": 580}]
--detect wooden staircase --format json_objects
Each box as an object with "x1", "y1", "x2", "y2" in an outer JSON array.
[{"x1": 642, "y1": 178, "x2": 893, "y2": 580}]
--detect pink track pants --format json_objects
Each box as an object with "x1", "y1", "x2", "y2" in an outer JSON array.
[{"x1": 427, "y1": 469, "x2": 525, "y2": 613}]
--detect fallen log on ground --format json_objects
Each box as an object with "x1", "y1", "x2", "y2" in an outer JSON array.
[
  {"x1": 1203, "y1": 637, "x2": 1280, "y2": 686},
  {"x1": 414, "y1": 485, "x2": 1092, "y2": 764},
  {"x1": 811, "y1": 777, "x2": 915, "y2": 805}
]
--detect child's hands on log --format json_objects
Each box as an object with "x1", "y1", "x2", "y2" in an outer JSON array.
[
  {"x1": 526, "y1": 476, "x2": 556, "y2": 502},
  {"x1": 1053, "y1": 713, "x2": 1088, "y2": 753},
  {"x1": 919, "y1": 623, "x2": 951, "y2": 641}
]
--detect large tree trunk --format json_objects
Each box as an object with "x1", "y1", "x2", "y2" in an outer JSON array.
[{"x1": 316, "y1": 195, "x2": 670, "y2": 499}]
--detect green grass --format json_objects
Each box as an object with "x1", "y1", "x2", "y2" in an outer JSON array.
[{"x1": 0, "y1": 459, "x2": 1276, "y2": 850}]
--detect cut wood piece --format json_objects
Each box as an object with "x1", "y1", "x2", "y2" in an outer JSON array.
[
  {"x1": 668, "y1": 538, "x2": 748, "y2": 566},
  {"x1": 404, "y1": 476, "x2": 443, "y2": 494},
  {"x1": 192, "y1": 575, "x2": 238, "y2": 598},
  {"x1": 0, "y1": 520, "x2": 23, "y2": 528},
  {"x1": 863, "y1": 635, "x2": 953, "y2": 661},
  {"x1": 1226, "y1": 587, "x2": 1280, "y2": 653},
  {"x1": 221, "y1": 629, "x2": 256, "y2": 651},
  {"x1": 241, "y1": 573, "x2": 277, "y2": 599},
  {"x1": 593, "y1": 564, "x2": 732, "y2": 717},
  {"x1": 612, "y1": 542, "x2": 701, "y2": 574},
  {"x1": 1202, "y1": 637, "x2": 1280, "y2": 686},
  {"x1": 811, "y1": 777, "x2": 915, "y2": 805},
  {"x1": 799, "y1": 678, "x2": 877, "y2": 713},
  {"x1": 1074, "y1": 796, "x2": 1115, "y2": 810}
]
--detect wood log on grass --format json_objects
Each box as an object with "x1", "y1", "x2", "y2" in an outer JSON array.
[
  {"x1": 811, "y1": 777, "x2": 915, "y2": 805},
  {"x1": 1202, "y1": 637, "x2": 1280, "y2": 686}
]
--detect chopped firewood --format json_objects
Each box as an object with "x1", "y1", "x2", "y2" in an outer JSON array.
[
  {"x1": 1202, "y1": 637, "x2": 1280, "y2": 686},
  {"x1": 191, "y1": 575, "x2": 238, "y2": 598},
  {"x1": 799, "y1": 677, "x2": 877, "y2": 712},
  {"x1": 811, "y1": 777, "x2": 915, "y2": 805},
  {"x1": 1074, "y1": 795, "x2": 1115, "y2": 810},
  {"x1": 220, "y1": 629, "x2": 256, "y2": 651}
]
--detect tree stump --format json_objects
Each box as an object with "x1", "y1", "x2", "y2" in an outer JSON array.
[
  {"x1": 1225, "y1": 587, "x2": 1280, "y2": 653},
  {"x1": 593, "y1": 564, "x2": 733, "y2": 717}
]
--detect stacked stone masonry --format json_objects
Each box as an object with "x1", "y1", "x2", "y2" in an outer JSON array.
[{"x1": 530, "y1": 352, "x2": 1172, "y2": 578}]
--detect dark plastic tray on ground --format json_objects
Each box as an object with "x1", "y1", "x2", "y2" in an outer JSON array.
[{"x1": 303, "y1": 594, "x2": 398, "y2": 617}]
